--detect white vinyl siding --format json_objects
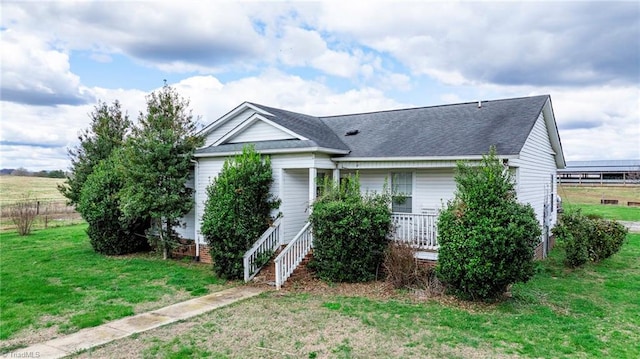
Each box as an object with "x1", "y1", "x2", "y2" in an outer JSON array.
[
  {"x1": 511, "y1": 109, "x2": 559, "y2": 232},
  {"x1": 175, "y1": 170, "x2": 196, "y2": 240},
  {"x1": 226, "y1": 120, "x2": 296, "y2": 144},
  {"x1": 202, "y1": 108, "x2": 254, "y2": 147},
  {"x1": 193, "y1": 157, "x2": 226, "y2": 244},
  {"x1": 351, "y1": 170, "x2": 387, "y2": 193},
  {"x1": 413, "y1": 169, "x2": 457, "y2": 211},
  {"x1": 280, "y1": 169, "x2": 310, "y2": 243},
  {"x1": 342, "y1": 168, "x2": 456, "y2": 214}
]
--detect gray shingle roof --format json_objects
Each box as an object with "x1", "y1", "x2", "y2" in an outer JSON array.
[
  {"x1": 321, "y1": 95, "x2": 550, "y2": 158},
  {"x1": 198, "y1": 95, "x2": 551, "y2": 158}
]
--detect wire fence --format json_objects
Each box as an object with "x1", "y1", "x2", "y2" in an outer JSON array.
[{"x1": 0, "y1": 198, "x2": 83, "y2": 232}]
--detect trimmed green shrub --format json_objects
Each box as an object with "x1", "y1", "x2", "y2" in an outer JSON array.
[
  {"x1": 308, "y1": 175, "x2": 392, "y2": 283},
  {"x1": 552, "y1": 211, "x2": 590, "y2": 267},
  {"x1": 591, "y1": 219, "x2": 627, "y2": 260},
  {"x1": 553, "y1": 210, "x2": 628, "y2": 267},
  {"x1": 78, "y1": 154, "x2": 150, "y2": 255},
  {"x1": 201, "y1": 145, "x2": 280, "y2": 279},
  {"x1": 436, "y1": 147, "x2": 541, "y2": 301}
]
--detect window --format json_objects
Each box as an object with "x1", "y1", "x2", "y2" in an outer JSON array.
[{"x1": 392, "y1": 172, "x2": 412, "y2": 213}]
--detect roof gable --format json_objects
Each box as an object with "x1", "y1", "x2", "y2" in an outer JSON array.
[{"x1": 216, "y1": 114, "x2": 304, "y2": 145}]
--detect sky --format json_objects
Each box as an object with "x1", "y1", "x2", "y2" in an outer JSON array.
[{"x1": 1, "y1": 1, "x2": 639, "y2": 171}]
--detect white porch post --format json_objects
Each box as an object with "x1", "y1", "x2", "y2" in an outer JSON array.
[
  {"x1": 332, "y1": 168, "x2": 340, "y2": 183},
  {"x1": 279, "y1": 168, "x2": 285, "y2": 245},
  {"x1": 309, "y1": 167, "x2": 317, "y2": 209}
]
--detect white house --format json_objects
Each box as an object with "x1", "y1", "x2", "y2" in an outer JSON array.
[{"x1": 176, "y1": 95, "x2": 565, "y2": 287}]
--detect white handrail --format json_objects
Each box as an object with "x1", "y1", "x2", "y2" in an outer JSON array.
[
  {"x1": 243, "y1": 216, "x2": 283, "y2": 282},
  {"x1": 391, "y1": 212, "x2": 438, "y2": 250},
  {"x1": 274, "y1": 222, "x2": 313, "y2": 290}
]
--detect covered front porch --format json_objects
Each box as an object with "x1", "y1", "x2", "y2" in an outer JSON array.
[
  {"x1": 243, "y1": 162, "x2": 443, "y2": 288},
  {"x1": 243, "y1": 209, "x2": 440, "y2": 289}
]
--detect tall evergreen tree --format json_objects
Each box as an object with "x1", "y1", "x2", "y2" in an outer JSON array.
[
  {"x1": 59, "y1": 101, "x2": 130, "y2": 206},
  {"x1": 119, "y1": 83, "x2": 204, "y2": 259}
]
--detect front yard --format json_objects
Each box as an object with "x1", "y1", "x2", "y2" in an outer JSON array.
[
  {"x1": 0, "y1": 224, "x2": 226, "y2": 353},
  {"x1": 67, "y1": 232, "x2": 640, "y2": 358},
  {"x1": 2, "y1": 204, "x2": 639, "y2": 358}
]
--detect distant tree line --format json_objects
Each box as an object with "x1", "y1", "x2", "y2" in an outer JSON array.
[{"x1": 1, "y1": 168, "x2": 67, "y2": 178}]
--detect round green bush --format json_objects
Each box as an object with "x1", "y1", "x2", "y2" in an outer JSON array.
[
  {"x1": 436, "y1": 148, "x2": 541, "y2": 301},
  {"x1": 553, "y1": 210, "x2": 628, "y2": 267},
  {"x1": 309, "y1": 178, "x2": 392, "y2": 283}
]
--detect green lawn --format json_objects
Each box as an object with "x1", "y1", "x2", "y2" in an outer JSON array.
[
  {"x1": 74, "y1": 204, "x2": 640, "y2": 358},
  {"x1": 0, "y1": 224, "x2": 224, "y2": 347},
  {"x1": 564, "y1": 203, "x2": 640, "y2": 221},
  {"x1": 322, "y1": 233, "x2": 640, "y2": 358}
]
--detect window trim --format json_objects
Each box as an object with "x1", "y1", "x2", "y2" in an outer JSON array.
[{"x1": 391, "y1": 171, "x2": 413, "y2": 213}]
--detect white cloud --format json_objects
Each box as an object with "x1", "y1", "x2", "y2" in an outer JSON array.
[
  {"x1": 277, "y1": 26, "x2": 362, "y2": 79},
  {"x1": 316, "y1": 2, "x2": 639, "y2": 87},
  {"x1": 1, "y1": 1, "x2": 266, "y2": 73},
  {"x1": 0, "y1": 29, "x2": 92, "y2": 106},
  {"x1": 173, "y1": 70, "x2": 406, "y2": 121}
]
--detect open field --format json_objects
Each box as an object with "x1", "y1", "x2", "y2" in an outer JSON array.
[
  {"x1": 0, "y1": 224, "x2": 227, "y2": 353},
  {"x1": 558, "y1": 184, "x2": 640, "y2": 205},
  {"x1": 0, "y1": 176, "x2": 67, "y2": 204},
  {"x1": 558, "y1": 184, "x2": 640, "y2": 221},
  {"x1": 0, "y1": 176, "x2": 81, "y2": 231}
]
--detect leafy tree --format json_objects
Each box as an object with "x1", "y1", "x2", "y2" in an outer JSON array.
[
  {"x1": 78, "y1": 151, "x2": 150, "y2": 255},
  {"x1": 59, "y1": 101, "x2": 130, "y2": 206},
  {"x1": 436, "y1": 147, "x2": 541, "y2": 301},
  {"x1": 201, "y1": 145, "x2": 280, "y2": 279},
  {"x1": 308, "y1": 175, "x2": 392, "y2": 283},
  {"x1": 119, "y1": 83, "x2": 204, "y2": 259}
]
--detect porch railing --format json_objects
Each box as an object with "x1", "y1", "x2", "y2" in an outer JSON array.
[
  {"x1": 391, "y1": 212, "x2": 438, "y2": 250},
  {"x1": 243, "y1": 216, "x2": 283, "y2": 282},
  {"x1": 274, "y1": 222, "x2": 313, "y2": 290}
]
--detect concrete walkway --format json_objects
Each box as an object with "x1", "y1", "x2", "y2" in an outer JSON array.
[
  {"x1": 620, "y1": 221, "x2": 640, "y2": 233},
  {"x1": 4, "y1": 286, "x2": 264, "y2": 359}
]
